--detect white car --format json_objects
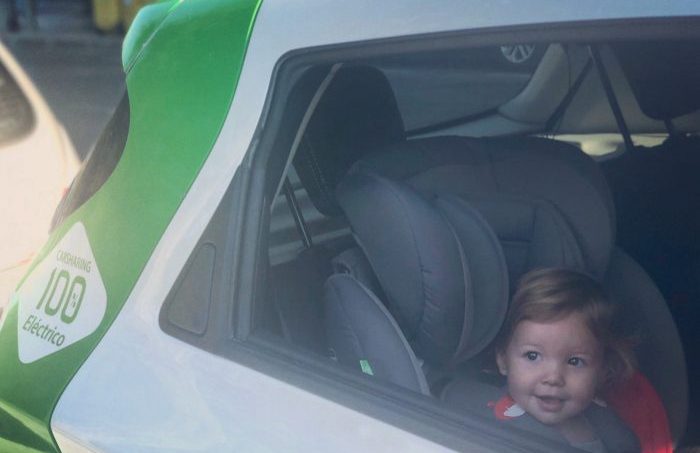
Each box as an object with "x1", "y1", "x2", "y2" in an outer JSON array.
[
  {"x1": 0, "y1": 39, "x2": 80, "y2": 312},
  {"x1": 0, "y1": 1, "x2": 698, "y2": 452}
]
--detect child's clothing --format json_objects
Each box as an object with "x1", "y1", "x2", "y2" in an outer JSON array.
[
  {"x1": 571, "y1": 438, "x2": 606, "y2": 453},
  {"x1": 441, "y1": 378, "x2": 640, "y2": 452},
  {"x1": 489, "y1": 392, "x2": 640, "y2": 452}
]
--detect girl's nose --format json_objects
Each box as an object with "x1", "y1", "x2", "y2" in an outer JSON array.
[{"x1": 541, "y1": 362, "x2": 565, "y2": 386}]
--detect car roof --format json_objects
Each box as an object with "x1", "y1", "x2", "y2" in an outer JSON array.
[{"x1": 251, "y1": 0, "x2": 700, "y2": 43}]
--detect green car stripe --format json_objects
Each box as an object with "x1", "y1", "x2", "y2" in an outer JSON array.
[{"x1": 0, "y1": 0, "x2": 261, "y2": 450}]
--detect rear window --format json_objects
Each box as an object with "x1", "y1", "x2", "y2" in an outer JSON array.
[
  {"x1": 375, "y1": 44, "x2": 545, "y2": 132},
  {"x1": 51, "y1": 94, "x2": 129, "y2": 230}
]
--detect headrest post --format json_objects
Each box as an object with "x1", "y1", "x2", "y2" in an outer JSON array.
[{"x1": 664, "y1": 118, "x2": 679, "y2": 139}]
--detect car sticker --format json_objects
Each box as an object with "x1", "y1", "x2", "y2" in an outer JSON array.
[{"x1": 16, "y1": 222, "x2": 106, "y2": 363}]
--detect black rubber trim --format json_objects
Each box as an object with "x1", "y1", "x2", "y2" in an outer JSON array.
[{"x1": 50, "y1": 93, "x2": 130, "y2": 231}]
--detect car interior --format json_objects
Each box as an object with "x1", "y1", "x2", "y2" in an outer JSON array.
[{"x1": 244, "y1": 32, "x2": 699, "y2": 450}]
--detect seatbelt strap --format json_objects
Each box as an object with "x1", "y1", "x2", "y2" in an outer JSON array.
[{"x1": 589, "y1": 45, "x2": 635, "y2": 152}]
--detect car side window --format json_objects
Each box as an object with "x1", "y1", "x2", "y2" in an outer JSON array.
[
  {"x1": 380, "y1": 45, "x2": 544, "y2": 132},
  {"x1": 51, "y1": 93, "x2": 129, "y2": 230}
]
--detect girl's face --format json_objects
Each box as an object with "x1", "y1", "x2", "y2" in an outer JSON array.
[{"x1": 497, "y1": 311, "x2": 603, "y2": 428}]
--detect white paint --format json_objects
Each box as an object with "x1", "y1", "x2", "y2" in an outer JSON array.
[
  {"x1": 0, "y1": 40, "x2": 80, "y2": 311},
  {"x1": 17, "y1": 223, "x2": 106, "y2": 363},
  {"x1": 504, "y1": 404, "x2": 526, "y2": 418},
  {"x1": 52, "y1": 0, "x2": 700, "y2": 451}
]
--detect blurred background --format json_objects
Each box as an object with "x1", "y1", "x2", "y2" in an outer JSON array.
[
  {"x1": 0, "y1": 0, "x2": 142, "y2": 309},
  {"x1": 0, "y1": 0, "x2": 137, "y2": 158}
]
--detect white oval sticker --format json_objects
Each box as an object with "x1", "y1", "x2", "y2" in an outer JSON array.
[{"x1": 16, "y1": 223, "x2": 107, "y2": 364}]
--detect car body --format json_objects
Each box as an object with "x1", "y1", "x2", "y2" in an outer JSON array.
[
  {"x1": 0, "y1": 1, "x2": 699, "y2": 452},
  {"x1": 0, "y1": 39, "x2": 80, "y2": 315}
]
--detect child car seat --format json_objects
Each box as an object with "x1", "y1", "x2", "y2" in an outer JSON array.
[{"x1": 296, "y1": 64, "x2": 687, "y2": 443}]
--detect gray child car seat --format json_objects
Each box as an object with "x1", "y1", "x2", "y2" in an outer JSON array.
[{"x1": 294, "y1": 65, "x2": 687, "y2": 443}]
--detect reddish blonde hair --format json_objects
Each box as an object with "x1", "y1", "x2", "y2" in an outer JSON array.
[{"x1": 497, "y1": 268, "x2": 635, "y2": 387}]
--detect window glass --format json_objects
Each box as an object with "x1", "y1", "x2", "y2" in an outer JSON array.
[
  {"x1": 549, "y1": 133, "x2": 668, "y2": 157},
  {"x1": 164, "y1": 32, "x2": 699, "y2": 451},
  {"x1": 51, "y1": 94, "x2": 129, "y2": 230},
  {"x1": 375, "y1": 44, "x2": 545, "y2": 131}
]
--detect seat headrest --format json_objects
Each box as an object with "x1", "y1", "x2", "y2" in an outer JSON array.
[
  {"x1": 353, "y1": 135, "x2": 615, "y2": 281},
  {"x1": 337, "y1": 172, "x2": 509, "y2": 367},
  {"x1": 293, "y1": 65, "x2": 405, "y2": 216},
  {"x1": 611, "y1": 41, "x2": 700, "y2": 120}
]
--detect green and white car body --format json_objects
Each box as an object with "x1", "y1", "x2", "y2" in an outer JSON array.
[{"x1": 1, "y1": 0, "x2": 699, "y2": 451}]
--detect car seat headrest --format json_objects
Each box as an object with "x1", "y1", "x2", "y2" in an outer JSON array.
[
  {"x1": 353, "y1": 135, "x2": 615, "y2": 281},
  {"x1": 611, "y1": 41, "x2": 700, "y2": 120},
  {"x1": 293, "y1": 65, "x2": 405, "y2": 217},
  {"x1": 336, "y1": 172, "x2": 508, "y2": 367}
]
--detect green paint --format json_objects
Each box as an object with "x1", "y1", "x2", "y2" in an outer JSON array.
[
  {"x1": 121, "y1": 1, "x2": 180, "y2": 72},
  {"x1": 0, "y1": 0, "x2": 261, "y2": 449},
  {"x1": 360, "y1": 359, "x2": 375, "y2": 376}
]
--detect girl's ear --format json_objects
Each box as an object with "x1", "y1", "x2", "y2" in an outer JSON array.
[{"x1": 496, "y1": 351, "x2": 508, "y2": 376}]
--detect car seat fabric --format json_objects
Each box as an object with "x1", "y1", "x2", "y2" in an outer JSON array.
[
  {"x1": 298, "y1": 63, "x2": 685, "y2": 444},
  {"x1": 458, "y1": 196, "x2": 585, "y2": 293},
  {"x1": 441, "y1": 379, "x2": 640, "y2": 452},
  {"x1": 601, "y1": 137, "x2": 700, "y2": 363},
  {"x1": 601, "y1": 140, "x2": 699, "y2": 447},
  {"x1": 269, "y1": 247, "x2": 330, "y2": 355},
  {"x1": 324, "y1": 273, "x2": 430, "y2": 395},
  {"x1": 345, "y1": 135, "x2": 686, "y2": 444},
  {"x1": 331, "y1": 247, "x2": 383, "y2": 299},
  {"x1": 293, "y1": 65, "x2": 405, "y2": 217},
  {"x1": 611, "y1": 41, "x2": 700, "y2": 121},
  {"x1": 432, "y1": 195, "x2": 511, "y2": 360},
  {"x1": 604, "y1": 248, "x2": 688, "y2": 444},
  {"x1": 351, "y1": 135, "x2": 614, "y2": 282},
  {"x1": 337, "y1": 172, "x2": 473, "y2": 367},
  {"x1": 335, "y1": 173, "x2": 508, "y2": 368}
]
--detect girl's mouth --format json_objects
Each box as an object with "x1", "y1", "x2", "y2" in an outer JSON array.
[{"x1": 535, "y1": 395, "x2": 565, "y2": 412}]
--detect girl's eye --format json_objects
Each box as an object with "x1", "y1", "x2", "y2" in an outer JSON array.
[
  {"x1": 524, "y1": 351, "x2": 539, "y2": 361},
  {"x1": 568, "y1": 357, "x2": 586, "y2": 367}
]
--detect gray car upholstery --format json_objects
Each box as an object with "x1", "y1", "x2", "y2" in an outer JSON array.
[
  {"x1": 293, "y1": 65, "x2": 405, "y2": 217},
  {"x1": 441, "y1": 378, "x2": 640, "y2": 452},
  {"x1": 331, "y1": 175, "x2": 508, "y2": 369},
  {"x1": 604, "y1": 247, "x2": 688, "y2": 442},
  {"x1": 352, "y1": 135, "x2": 614, "y2": 282},
  {"x1": 611, "y1": 40, "x2": 700, "y2": 122},
  {"x1": 325, "y1": 273, "x2": 430, "y2": 395},
  {"x1": 352, "y1": 137, "x2": 687, "y2": 443}
]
